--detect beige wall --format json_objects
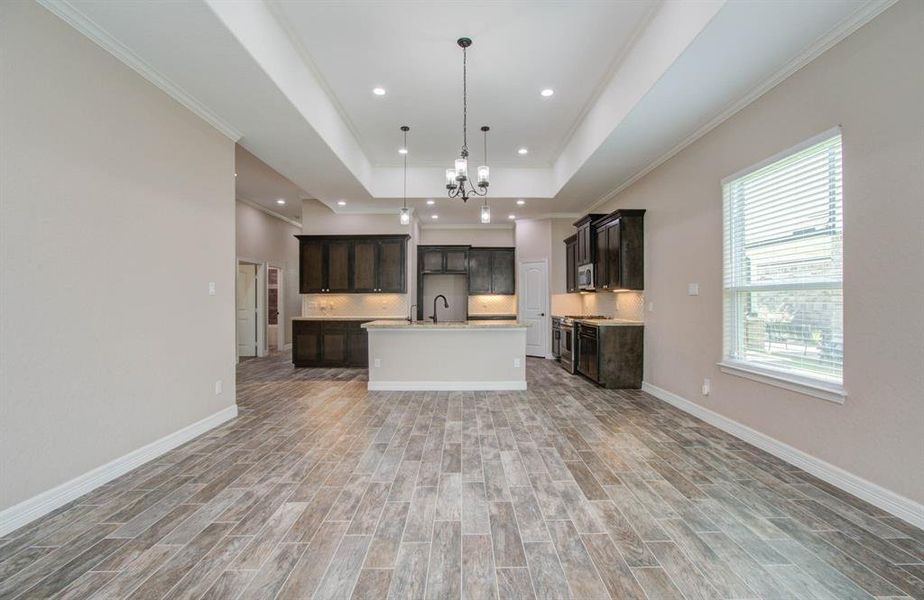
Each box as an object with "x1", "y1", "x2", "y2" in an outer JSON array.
[
  {"x1": 597, "y1": 0, "x2": 924, "y2": 504},
  {"x1": 0, "y1": 1, "x2": 236, "y2": 513},
  {"x1": 235, "y1": 201, "x2": 301, "y2": 344}
]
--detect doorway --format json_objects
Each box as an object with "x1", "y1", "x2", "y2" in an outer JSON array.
[
  {"x1": 267, "y1": 265, "x2": 284, "y2": 351},
  {"x1": 518, "y1": 259, "x2": 549, "y2": 358},
  {"x1": 237, "y1": 263, "x2": 258, "y2": 358}
]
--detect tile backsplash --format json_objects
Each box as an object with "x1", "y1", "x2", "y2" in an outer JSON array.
[
  {"x1": 468, "y1": 294, "x2": 517, "y2": 316},
  {"x1": 301, "y1": 294, "x2": 409, "y2": 318},
  {"x1": 582, "y1": 291, "x2": 645, "y2": 321}
]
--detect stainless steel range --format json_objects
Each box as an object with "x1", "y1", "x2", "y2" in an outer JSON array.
[{"x1": 558, "y1": 315, "x2": 607, "y2": 373}]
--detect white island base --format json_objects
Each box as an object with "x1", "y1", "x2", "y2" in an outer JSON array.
[{"x1": 362, "y1": 320, "x2": 528, "y2": 391}]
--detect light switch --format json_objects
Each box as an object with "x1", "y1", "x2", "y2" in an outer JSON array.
[
  {"x1": 373, "y1": 358, "x2": 381, "y2": 368},
  {"x1": 208, "y1": 282, "x2": 216, "y2": 296},
  {"x1": 687, "y1": 283, "x2": 700, "y2": 296}
]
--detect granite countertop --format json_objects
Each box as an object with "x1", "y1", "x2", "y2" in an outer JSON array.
[
  {"x1": 575, "y1": 318, "x2": 644, "y2": 327},
  {"x1": 293, "y1": 316, "x2": 406, "y2": 321},
  {"x1": 362, "y1": 319, "x2": 528, "y2": 330}
]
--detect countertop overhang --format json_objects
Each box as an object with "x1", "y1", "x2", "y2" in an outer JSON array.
[{"x1": 362, "y1": 319, "x2": 528, "y2": 330}]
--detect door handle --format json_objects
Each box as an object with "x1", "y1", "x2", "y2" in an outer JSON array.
[{"x1": 540, "y1": 313, "x2": 545, "y2": 317}]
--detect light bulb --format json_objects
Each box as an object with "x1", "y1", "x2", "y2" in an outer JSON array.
[
  {"x1": 480, "y1": 205, "x2": 491, "y2": 224},
  {"x1": 477, "y1": 165, "x2": 489, "y2": 186},
  {"x1": 445, "y1": 169, "x2": 457, "y2": 188},
  {"x1": 399, "y1": 207, "x2": 410, "y2": 225},
  {"x1": 454, "y1": 158, "x2": 468, "y2": 179}
]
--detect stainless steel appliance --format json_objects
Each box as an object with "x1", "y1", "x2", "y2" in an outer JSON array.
[
  {"x1": 558, "y1": 315, "x2": 606, "y2": 373},
  {"x1": 577, "y1": 263, "x2": 595, "y2": 290},
  {"x1": 551, "y1": 317, "x2": 561, "y2": 359}
]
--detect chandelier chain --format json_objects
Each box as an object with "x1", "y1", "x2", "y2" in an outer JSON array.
[
  {"x1": 402, "y1": 128, "x2": 407, "y2": 209},
  {"x1": 462, "y1": 45, "x2": 468, "y2": 155}
]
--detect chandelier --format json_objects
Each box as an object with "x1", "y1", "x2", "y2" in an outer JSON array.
[{"x1": 445, "y1": 37, "x2": 490, "y2": 215}]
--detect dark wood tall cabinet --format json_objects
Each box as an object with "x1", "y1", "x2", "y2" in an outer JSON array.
[
  {"x1": 296, "y1": 234, "x2": 409, "y2": 294},
  {"x1": 573, "y1": 214, "x2": 605, "y2": 266}
]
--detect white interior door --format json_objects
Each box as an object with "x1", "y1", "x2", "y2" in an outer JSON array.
[
  {"x1": 237, "y1": 263, "x2": 257, "y2": 357},
  {"x1": 518, "y1": 260, "x2": 549, "y2": 358}
]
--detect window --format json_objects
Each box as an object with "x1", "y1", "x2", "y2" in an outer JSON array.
[{"x1": 721, "y1": 129, "x2": 844, "y2": 401}]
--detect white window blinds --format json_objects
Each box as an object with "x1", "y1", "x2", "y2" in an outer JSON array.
[{"x1": 722, "y1": 130, "x2": 843, "y2": 388}]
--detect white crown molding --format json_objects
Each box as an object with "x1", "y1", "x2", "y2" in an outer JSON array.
[
  {"x1": 641, "y1": 382, "x2": 923, "y2": 529},
  {"x1": 237, "y1": 197, "x2": 302, "y2": 228},
  {"x1": 584, "y1": 0, "x2": 899, "y2": 214},
  {"x1": 0, "y1": 405, "x2": 238, "y2": 537},
  {"x1": 530, "y1": 213, "x2": 582, "y2": 221},
  {"x1": 420, "y1": 223, "x2": 514, "y2": 230},
  {"x1": 35, "y1": 0, "x2": 242, "y2": 142}
]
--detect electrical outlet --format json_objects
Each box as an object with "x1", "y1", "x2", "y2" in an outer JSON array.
[
  {"x1": 373, "y1": 358, "x2": 381, "y2": 368},
  {"x1": 208, "y1": 282, "x2": 216, "y2": 296},
  {"x1": 514, "y1": 358, "x2": 521, "y2": 368},
  {"x1": 688, "y1": 283, "x2": 700, "y2": 296},
  {"x1": 702, "y1": 378, "x2": 711, "y2": 396},
  {"x1": 215, "y1": 380, "x2": 222, "y2": 395}
]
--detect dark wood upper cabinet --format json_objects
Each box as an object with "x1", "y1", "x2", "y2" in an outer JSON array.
[
  {"x1": 352, "y1": 240, "x2": 377, "y2": 292},
  {"x1": 592, "y1": 209, "x2": 645, "y2": 291},
  {"x1": 299, "y1": 239, "x2": 325, "y2": 293},
  {"x1": 377, "y1": 238, "x2": 406, "y2": 292},
  {"x1": 573, "y1": 214, "x2": 605, "y2": 266},
  {"x1": 296, "y1": 234, "x2": 409, "y2": 294},
  {"x1": 467, "y1": 247, "x2": 515, "y2": 295},
  {"x1": 564, "y1": 235, "x2": 577, "y2": 293},
  {"x1": 326, "y1": 240, "x2": 351, "y2": 292},
  {"x1": 420, "y1": 246, "x2": 469, "y2": 274},
  {"x1": 467, "y1": 249, "x2": 493, "y2": 294}
]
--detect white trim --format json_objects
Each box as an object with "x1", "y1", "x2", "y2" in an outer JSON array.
[
  {"x1": 641, "y1": 382, "x2": 923, "y2": 529},
  {"x1": 717, "y1": 360, "x2": 845, "y2": 404},
  {"x1": 283, "y1": 343, "x2": 292, "y2": 351},
  {"x1": 35, "y1": 0, "x2": 242, "y2": 142},
  {"x1": 585, "y1": 0, "x2": 898, "y2": 214},
  {"x1": 420, "y1": 223, "x2": 514, "y2": 230},
  {"x1": 236, "y1": 198, "x2": 302, "y2": 228},
  {"x1": 368, "y1": 381, "x2": 527, "y2": 391},
  {"x1": 720, "y1": 127, "x2": 842, "y2": 185},
  {"x1": 0, "y1": 405, "x2": 238, "y2": 537}
]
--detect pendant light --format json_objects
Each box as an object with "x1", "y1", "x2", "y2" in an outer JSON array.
[{"x1": 399, "y1": 125, "x2": 410, "y2": 225}]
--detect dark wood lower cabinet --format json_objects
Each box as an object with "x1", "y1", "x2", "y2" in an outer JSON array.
[
  {"x1": 292, "y1": 319, "x2": 370, "y2": 367},
  {"x1": 576, "y1": 324, "x2": 643, "y2": 389}
]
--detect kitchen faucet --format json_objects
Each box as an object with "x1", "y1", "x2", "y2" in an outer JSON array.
[{"x1": 431, "y1": 295, "x2": 449, "y2": 323}]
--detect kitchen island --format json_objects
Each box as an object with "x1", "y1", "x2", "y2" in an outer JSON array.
[{"x1": 362, "y1": 320, "x2": 528, "y2": 391}]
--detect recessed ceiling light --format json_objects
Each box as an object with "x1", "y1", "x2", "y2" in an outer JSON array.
[
  {"x1": 372, "y1": 87, "x2": 386, "y2": 96},
  {"x1": 508, "y1": 214, "x2": 516, "y2": 220},
  {"x1": 540, "y1": 88, "x2": 554, "y2": 97},
  {"x1": 398, "y1": 148, "x2": 408, "y2": 155},
  {"x1": 276, "y1": 199, "x2": 286, "y2": 205},
  {"x1": 517, "y1": 147, "x2": 528, "y2": 155},
  {"x1": 516, "y1": 199, "x2": 525, "y2": 205},
  {"x1": 431, "y1": 214, "x2": 439, "y2": 220},
  {"x1": 426, "y1": 199, "x2": 435, "y2": 205},
  {"x1": 337, "y1": 200, "x2": 347, "y2": 206}
]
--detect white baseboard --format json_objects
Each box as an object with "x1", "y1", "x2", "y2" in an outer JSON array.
[
  {"x1": 0, "y1": 405, "x2": 238, "y2": 537},
  {"x1": 641, "y1": 382, "x2": 924, "y2": 529},
  {"x1": 283, "y1": 343, "x2": 292, "y2": 351},
  {"x1": 368, "y1": 381, "x2": 527, "y2": 391}
]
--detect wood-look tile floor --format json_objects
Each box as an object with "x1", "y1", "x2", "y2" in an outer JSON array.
[{"x1": 2, "y1": 353, "x2": 923, "y2": 599}]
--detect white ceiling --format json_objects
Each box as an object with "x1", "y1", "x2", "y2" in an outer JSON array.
[
  {"x1": 44, "y1": 0, "x2": 890, "y2": 224},
  {"x1": 234, "y1": 145, "x2": 306, "y2": 222}
]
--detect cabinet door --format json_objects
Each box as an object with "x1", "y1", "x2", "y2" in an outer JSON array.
[
  {"x1": 468, "y1": 249, "x2": 492, "y2": 294},
  {"x1": 607, "y1": 221, "x2": 622, "y2": 289},
  {"x1": 292, "y1": 321, "x2": 321, "y2": 365},
  {"x1": 422, "y1": 248, "x2": 444, "y2": 272},
  {"x1": 491, "y1": 249, "x2": 515, "y2": 295},
  {"x1": 377, "y1": 238, "x2": 405, "y2": 292},
  {"x1": 326, "y1": 240, "x2": 351, "y2": 292},
  {"x1": 320, "y1": 323, "x2": 348, "y2": 365},
  {"x1": 444, "y1": 249, "x2": 468, "y2": 272},
  {"x1": 299, "y1": 240, "x2": 325, "y2": 293},
  {"x1": 353, "y1": 240, "x2": 377, "y2": 292},
  {"x1": 595, "y1": 225, "x2": 608, "y2": 289},
  {"x1": 565, "y1": 242, "x2": 576, "y2": 293},
  {"x1": 348, "y1": 326, "x2": 369, "y2": 367},
  {"x1": 621, "y1": 216, "x2": 644, "y2": 290}
]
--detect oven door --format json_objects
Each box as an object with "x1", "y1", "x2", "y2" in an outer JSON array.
[{"x1": 578, "y1": 264, "x2": 594, "y2": 290}]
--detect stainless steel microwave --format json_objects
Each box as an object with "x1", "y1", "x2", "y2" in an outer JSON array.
[{"x1": 577, "y1": 263, "x2": 594, "y2": 290}]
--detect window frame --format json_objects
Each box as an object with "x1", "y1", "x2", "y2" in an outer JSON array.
[{"x1": 719, "y1": 127, "x2": 846, "y2": 404}]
